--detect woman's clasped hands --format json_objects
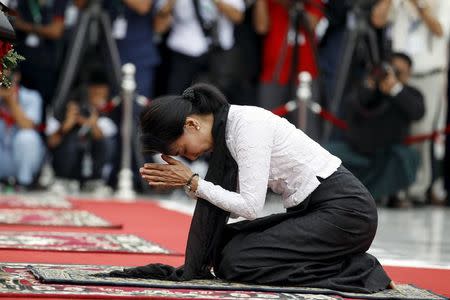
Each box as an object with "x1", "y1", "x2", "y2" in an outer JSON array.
[{"x1": 140, "y1": 155, "x2": 194, "y2": 189}]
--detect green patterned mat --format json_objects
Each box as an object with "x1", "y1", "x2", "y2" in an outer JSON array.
[
  {"x1": 30, "y1": 264, "x2": 448, "y2": 300},
  {"x1": 0, "y1": 263, "x2": 339, "y2": 299}
]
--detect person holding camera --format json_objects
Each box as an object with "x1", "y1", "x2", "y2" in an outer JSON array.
[
  {"x1": 372, "y1": 0, "x2": 450, "y2": 205},
  {"x1": 46, "y1": 69, "x2": 117, "y2": 194},
  {"x1": 0, "y1": 71, "x2": 45, "y2": 190},
  {"x1": 327, "y1": 52, "x2": 425, "y2": 207}
]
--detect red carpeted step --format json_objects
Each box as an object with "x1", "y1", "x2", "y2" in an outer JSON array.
[{"x1": 0, "y1": 199, "x2": 190, "y2": 267}]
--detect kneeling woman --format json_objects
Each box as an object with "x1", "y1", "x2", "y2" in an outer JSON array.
[{"x1": 136, "y1": 83, "x2": 392, "y2": 292}]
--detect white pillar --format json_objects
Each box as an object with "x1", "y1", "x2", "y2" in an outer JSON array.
[
  {"x1": 115, "y1": 63, "x2": 136, "y2": 200},
  {"x1": 297, "y1": 72, "x2": 312, "y2": 131}
]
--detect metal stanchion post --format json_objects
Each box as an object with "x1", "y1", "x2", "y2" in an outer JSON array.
[
  {"x1": 115, "y1": 63, "x2": 136, "y2": 200},
  {"x1": 297, "y1": 72, "x2": 312, "y2": 131}
]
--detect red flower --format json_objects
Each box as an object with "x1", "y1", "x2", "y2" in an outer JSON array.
[
  {"x1": 0, "y1": 41, "x2": 13, "y2": 75},
  {"x1": 0, "y1": 40, "x2": 12, "y2": 59}
]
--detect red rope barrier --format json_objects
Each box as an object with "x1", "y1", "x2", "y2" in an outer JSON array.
[
  {"x1": 403, "y1": 125, "x2": 450, "y2": 145},
  {"x1": 318, "y1": 109, "x2": 348, "y2": 130},
  {"x1": 271, "y1": 100, "x2": 449, "y2": 145}
]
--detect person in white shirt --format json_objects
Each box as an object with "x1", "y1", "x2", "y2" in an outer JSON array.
[
  {"x1": 137, "y1": 83, "x2": 393, "y2": 292},
  {"x1": 157, "y1": 0, "x2": 244, "y2": 97},
  {"x1": 372, "y1": 0, "x2": 450, "y2": 203}
]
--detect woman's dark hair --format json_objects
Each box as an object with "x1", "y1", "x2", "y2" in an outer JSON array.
[{"x1": 140, "y1": 83, "x2": 229, "y2": 154}]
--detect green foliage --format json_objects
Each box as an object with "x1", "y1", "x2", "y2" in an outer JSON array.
[{"x1": 1, "y1": 50, "x2": 25, "y2": 88}]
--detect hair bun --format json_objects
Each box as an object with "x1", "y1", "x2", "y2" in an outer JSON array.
[{"x1": 182, "y1": 87, "x2": 196, "y2": 102}]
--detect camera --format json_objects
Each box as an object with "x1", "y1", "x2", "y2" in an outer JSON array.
[
  {"x1": 79, "y1": 102, "x2": 92, "y2": 118},
  {"x1": 369, "y1": 62, "x2": 393, "y2": 83}
]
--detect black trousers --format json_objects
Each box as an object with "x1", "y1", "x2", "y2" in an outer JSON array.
[
  {"x1": 167, "y1": 50, "x2": 239, "y2": 102},
  {"x1": 52, "y1": 131, "x2": 111, "y2": 180},
  {"x1": 167, "y1": 51, "x2": 208, "y2": 95},
  {"x1": 215, "y1": 166, "x2": 391, "y2": 293}
]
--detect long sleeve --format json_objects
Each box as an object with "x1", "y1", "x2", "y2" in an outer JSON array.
[
  {"x1": 390, "y1": 85, "x2": 425, "y2": 121},
  {"x1": 195, "y1": 118, "x2": 273, "y2": 220}
]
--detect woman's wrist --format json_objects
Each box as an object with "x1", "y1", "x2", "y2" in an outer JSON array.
[
  {"x1": 184, "y1": 173, "x2": 200, "y2": 198},
  {"x1": 185, "y1": 173, "x2": 199, "y2": 192},
  {"x1": 190, "y1": 176, "x2": 199, "y2": 193}
]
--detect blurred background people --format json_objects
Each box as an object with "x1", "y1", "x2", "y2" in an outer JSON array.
[
  {"x1": 327, "y1": 52, "x2": 424, "y2": 207},
  {"x1": 255, "y1": 0, "x2": 324, "y2": 138},
  {"x1": 320, "y1": 0, "x2": 390, "y2": 143},
  {"x1": 445, "y1": 63, "x2": 450, "y2": 205},
  {"x1": 226, "y1": 0, "x2": 265, "y2": 106},
  {"x1": 0, "y1": 71, "x2": 45, "y2": 190},
  {"x1": 104, "y1": 0, "x2": 160, "y2": 99},
  {"x1": 62, "y1": 0, "x2": 89, "y2": 59},
  {"x1": 46, "y1": 67, "x2": 117, "y2": 195},
  {"x1": 160, "y1": 0, "x2": 244, "y2": 99},
  {"x1": 318, "y1": 0, "x2": 351, "y2": 106},
  {"x1": 372, "y1": 0, "x2": 450, "y2": 204},
  {"x1": 2, "y1": 0, "x2": 448, "y2": 208},
  {"x1": 13, "y1": 0, "x2": 69, "y2": 115}
]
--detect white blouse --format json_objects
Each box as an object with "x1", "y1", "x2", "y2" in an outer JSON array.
[
  {"x1": 167, "y1": 0, "x2": 245, "y2": 57},
  {"x1": 194, "y1": 105, "x2": 341, "y2": 220}
]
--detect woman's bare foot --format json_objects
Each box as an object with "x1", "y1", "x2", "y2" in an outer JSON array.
[{"x1": 389, "y1": 281, "x2": 397, "y2": 289}]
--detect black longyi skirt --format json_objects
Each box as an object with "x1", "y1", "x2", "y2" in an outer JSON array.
[{"x1": 214, "y1": 166, "x2": 392, "y2": 293}]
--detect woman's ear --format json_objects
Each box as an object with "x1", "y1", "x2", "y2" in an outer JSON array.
[{"x1": 184, "y1": 117, "x2": 200, "y2": 131}]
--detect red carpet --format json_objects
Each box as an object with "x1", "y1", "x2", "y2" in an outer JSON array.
[
  {"x1": 0, "y1": 208, "x2": 122, "y2": 228},
  {"x1": 0, "y1": 197, "x2": 449, "y2": 299},
  {"x1": 384, "y1": 265, "x2": 450, "y2": 297},
  {"x1": 0, "y1": 199, "x2": 189, "y2": 267}
]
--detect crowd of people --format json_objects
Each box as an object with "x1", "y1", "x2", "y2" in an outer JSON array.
[{"x1": 0, "y1": 0, "x2": 449, "y2": 207}]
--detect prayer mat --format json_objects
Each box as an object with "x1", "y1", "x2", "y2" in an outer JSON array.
[
  {"x1": 0, "y1": 263, "x2": 338, "y2": 299},
  {"x1": 0, "y1": 208, "x2": 121, "y2": 228},
  {"x1": 0, "y1": 231, "x2": 178, "y2": 254},
  {"x1": 0, "y1": 195, "x2": 72, "y2": 209},
  {"x1": 29, "y1": 264, "x2": 447, "y2": 300}
]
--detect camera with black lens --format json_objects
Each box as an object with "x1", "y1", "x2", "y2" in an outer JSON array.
[
  {"x1": 79, "y1": 102, "x2": 92, "y2": 118},
  {"x1": 369, "y1": 62, "x2": 393, "y2": 84}
]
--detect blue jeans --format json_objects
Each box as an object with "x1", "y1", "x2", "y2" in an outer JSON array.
[{"x1": 0, "y1": 129, "x2": 45, "y2": 185}]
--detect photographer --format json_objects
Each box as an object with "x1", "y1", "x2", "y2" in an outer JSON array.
[
  {"x1": 46, "y1": 68, "x2": 117, "y2": 194},
  {"x1": 327, "y1": 52, "x2": 424, "y2": 207},
  {"x1": 372, "y1": 0, "x2": 450, "y2": 204}
]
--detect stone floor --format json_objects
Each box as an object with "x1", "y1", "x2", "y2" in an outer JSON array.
[{"x1": 371, "y1": 207, "x2": 450, "y2": 269}]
